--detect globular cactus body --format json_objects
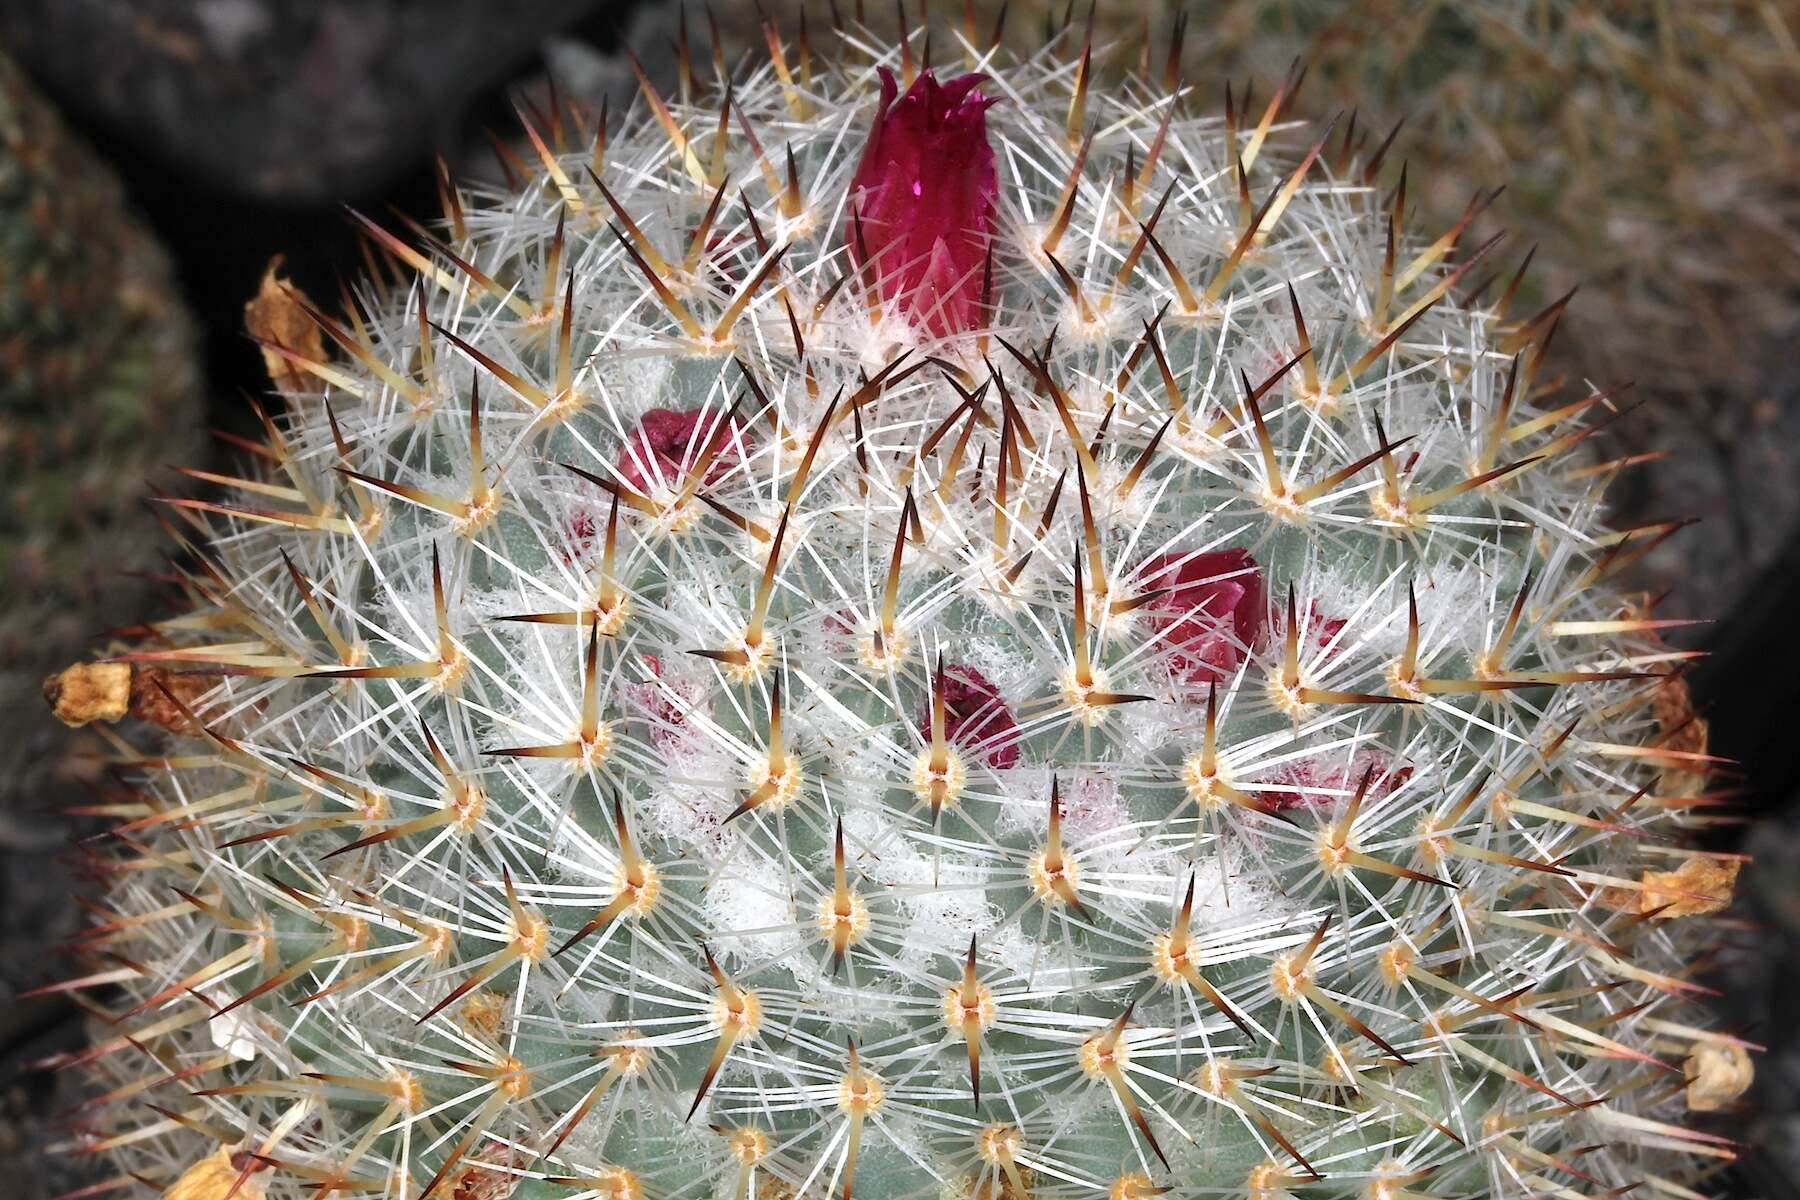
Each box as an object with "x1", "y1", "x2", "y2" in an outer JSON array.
[
  {"x1": 0, "y1": 51, "x2": 201, "y2": 805},
  {"x1": 49, "y1": 21, "x2": 1742, "y2": 1200}
]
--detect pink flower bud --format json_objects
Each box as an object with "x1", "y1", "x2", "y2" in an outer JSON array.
[
  {"x1": 627, "y1": 654, "x2": 704, "y2": 756},
  {"x1": 1281, "y1": 600, "x2": 1348, "y2": 659},
  {"x1": 1140, "y1": 549, "x2": 1267, "y2": 685},
  {"x1": 562, "y1": 509, "x2": 599, "y2": 563},
  {"x1": 616, "y1": 408, "x2": 742, "y2": 497},
  {"x1": 1263, "y1": 752, "x2": 1412, "y2": 812},
  {"x1": 846, "y1": 69, "x2": 998, "y2": 338},
  {"x1": 917, "y1": 664, "x2": 1021, "y2": 769}
]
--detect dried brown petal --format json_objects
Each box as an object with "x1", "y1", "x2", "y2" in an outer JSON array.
[
  {"x1": 1652, "y1": 675, "x2": 1710, "y2": 799},
  {"x1": 449, "y1": 1141, "x2": 532, "y2": 1200},
  {"x1": 245, "y1": 254, "x2": 326, "y2": 393},
  {"x1": 130, "y1": 667, "x2": 211, "y2": 734},
  {"x1": 458, "y1": 990, "x2": 507, "y2": 1042}
]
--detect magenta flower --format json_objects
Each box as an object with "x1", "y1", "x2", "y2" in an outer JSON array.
[
  {"x1": 1140, "y1": 548, "x2": 1267, "y2": 685},
  {"x1": 615, "y1": 408, "x2": 742, "y2": 496},
  {"x1": 917, "y1": 664, "x2": 1021, "y2": 769},
  {"x1": 846, "y1": 69, "x2": 998, "y2": 338},
  {"x1": 1263, "y1": 752, "x2": 1413, "y2": 812},
  {"x1": 626, "y1": 654, "x2": 704, "y2": 755},
  {"x1": 1284, "y1": 599, "x2": 1348, "y2": 659}
]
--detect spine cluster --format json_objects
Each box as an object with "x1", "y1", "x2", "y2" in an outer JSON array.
[{"x1": 42, "y1": 16, "x2": 1745, "y2": 1200}]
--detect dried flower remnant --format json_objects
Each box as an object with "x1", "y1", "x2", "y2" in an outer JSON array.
[
  {"x1": 1639, "y1": 854, "x2": 1741, "y2": 919},
  {"x1": 43, "y1": 660, "x2": 130, "y2": 726},
  {"x1": 846, "y1": 68, "x2": 998, "y2": 337},
  {"x1": 244, "y1": 255, "x2": 325, "y2": 395}
]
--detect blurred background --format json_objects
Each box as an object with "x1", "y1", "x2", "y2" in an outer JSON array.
[{"x1": 0, "y1": 2, "x2": 1794, "y2": 1196}]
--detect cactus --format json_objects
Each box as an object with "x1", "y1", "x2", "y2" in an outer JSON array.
[
  {"x1": 0, "y1": 51, "x2": 203, "y2": 801},
  {"x1": 44, "y1": 19, "x2": 1745, "y2": 1200}
]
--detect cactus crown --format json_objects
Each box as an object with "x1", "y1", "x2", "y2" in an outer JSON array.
[{"x1": 57, "y1": 17, "x2": 1740, "y2": 1200}]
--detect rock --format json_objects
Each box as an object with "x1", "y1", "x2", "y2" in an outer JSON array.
[{"x1": 1, "y1": 0, "x2": 613, "y2": 202}]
